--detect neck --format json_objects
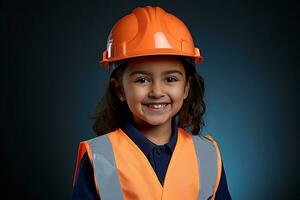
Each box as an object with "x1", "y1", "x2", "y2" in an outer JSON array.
[{"x1": 133, "y1": 118, "x2": 172, "y2": 145}]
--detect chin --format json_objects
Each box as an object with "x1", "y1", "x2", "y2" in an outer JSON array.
[{"x1": 143, "y1": 116, "x2": 171, "y2": 126}]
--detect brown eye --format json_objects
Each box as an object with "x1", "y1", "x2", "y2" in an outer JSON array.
[
  {"x1": 134, "y1": 77, "x2": 150, "y2": 84},
  {"x1": 165, "y1": 76, "x2": 178, "y2": 83}
]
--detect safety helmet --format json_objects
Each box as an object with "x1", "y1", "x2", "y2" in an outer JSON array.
[{"x1": 99, "y1": 6, "x2": 203, "y2": 67}]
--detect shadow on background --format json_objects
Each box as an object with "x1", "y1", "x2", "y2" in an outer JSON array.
[{"x1": 1, "y1": 0, "x2": 298, "y2": 199}]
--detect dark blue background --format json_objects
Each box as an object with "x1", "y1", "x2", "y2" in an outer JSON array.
[{"x1": 1, "y1": 0, "x2": 298, "y2": 199}]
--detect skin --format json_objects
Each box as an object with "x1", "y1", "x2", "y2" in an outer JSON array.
[{"x1": 112, "y1": 56, "x2": 190, "y2": 145}]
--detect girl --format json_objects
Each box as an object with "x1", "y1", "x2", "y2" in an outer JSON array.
[{"x1": 72, "y1": 6, "x2": 231, "y2": 200}]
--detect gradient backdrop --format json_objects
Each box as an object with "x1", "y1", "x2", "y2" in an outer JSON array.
[{"x1": 1, "y1": 0, "x2": 298, "y2": 199}]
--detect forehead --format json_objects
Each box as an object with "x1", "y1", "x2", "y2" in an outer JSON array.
[{"x1": 125, "y1": 56, "x2": 185, "y2": 74}]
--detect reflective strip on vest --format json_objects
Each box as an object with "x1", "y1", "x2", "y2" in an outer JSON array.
[
  {"x1": 87, "y1": 135, "x2": 124, "y2": 199},
  {"x1": 192, "y1": 135, "x2": 222, "y2": 200},
  {"x1": 75, "y1": 129, "x2": 221, "y2": 200}
]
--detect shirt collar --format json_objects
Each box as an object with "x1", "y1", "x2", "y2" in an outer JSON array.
[{"x1": 121, "y1": 117, "x2": 178, "y2": 157}]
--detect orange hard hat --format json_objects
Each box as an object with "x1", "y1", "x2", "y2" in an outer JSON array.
[{"x1": 99, "y1": 6, "x2": 203, "y2": 67}]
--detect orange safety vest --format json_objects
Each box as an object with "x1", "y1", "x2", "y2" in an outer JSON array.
[{"x1": 73, "y1": 128, "x2": 222, "y2": 200}]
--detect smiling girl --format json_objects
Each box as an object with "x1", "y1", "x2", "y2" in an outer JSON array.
[{"x1": 72, "y1": 6, "x2": 231, "y2": 200}]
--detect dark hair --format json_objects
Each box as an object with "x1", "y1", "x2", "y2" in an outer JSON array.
[{"x1": 91, "y1": 56, "x2": 206, "y2": 136}]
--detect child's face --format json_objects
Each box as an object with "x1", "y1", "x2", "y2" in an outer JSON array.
[{"x1": 117, "y1": 56, "x2": 190, "y2": 127}]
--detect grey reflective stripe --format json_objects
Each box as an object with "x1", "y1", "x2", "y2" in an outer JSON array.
[
  {"x1": 87, "y1": 135, "x2": 124, "y2": 200},
  {"x1": 192, "y1": 135, "x2": 219, "y2": 200}
]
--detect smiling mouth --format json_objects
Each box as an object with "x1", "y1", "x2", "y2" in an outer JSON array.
[
  {"x1": 141, "y1": 103, "x2": 171, "y2": 114},
  {"x1": 145, "y1": 103, "x2": 169, "y2": 109}
]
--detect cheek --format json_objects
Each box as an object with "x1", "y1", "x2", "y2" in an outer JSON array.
[
  {"x1": 124, "y1": 86, "x2": 146, "y2": 104},
  {"x1": 169, "y1": 85, "x2": 187, "y2": 102}
]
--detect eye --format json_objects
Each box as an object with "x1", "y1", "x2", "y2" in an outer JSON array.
[
  {"x1": 165, "y1": 76, "x2": 178, "y2": 83},
  {"x1": 134, "y1": 77, "x2": 150, "y2": 84}
]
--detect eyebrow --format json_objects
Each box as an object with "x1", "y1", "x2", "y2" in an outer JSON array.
[{"x1": 129, "y1": 70, "x2": 184, "y2": 77}]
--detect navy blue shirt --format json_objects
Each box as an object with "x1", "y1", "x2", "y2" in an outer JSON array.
[{"x1": 72, "y1": 119, "x2": 231, "y2": 199}]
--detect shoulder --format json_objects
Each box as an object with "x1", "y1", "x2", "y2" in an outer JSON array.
[
  {"x1": 178, "y1": 128, "x2": 219, "y2": 148},
  {"x1": 178, "y1": 129, "x2": 221, "y2": 156},
  {"x1": 203, "y1": 134, "x2": 218, "y2": 144},
  {"x1": 83, "y1": 129, "x2": 121, "y2": 146},
  {"x1": 192, "y1": 133, "x2": 218, "y2": 142},
  {"x1": 85, "y1": 134, "x2": 108, "y2": 145},
  {"x1": 202, "y1": 134, "x2": 220, "y2": 151},
  {"x1": 192, "y1": 133, "x2": 220, "y2": 151},
  {"x1": 192, "y1": 134, "x2": 220, "y2": 149},
  {"x1": 182, "y1": 129, "x2": 218, "y2": 145}
]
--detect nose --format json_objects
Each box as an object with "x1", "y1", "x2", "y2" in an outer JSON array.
[{"x1": 149, "y1": 81, "x2": 165, "y2": 98}]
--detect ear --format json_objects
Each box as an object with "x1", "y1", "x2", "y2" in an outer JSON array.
[
  {"x1": 183, "y1": 77, "x2": 191, "y2": 100},
  {"x1": 110, "y1": 78, "x2": 126, "y2": 102}
]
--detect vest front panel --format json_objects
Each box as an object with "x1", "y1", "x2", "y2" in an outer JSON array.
[{"x1": 107, "y1": 128, "x2": 199, "y2": 200}]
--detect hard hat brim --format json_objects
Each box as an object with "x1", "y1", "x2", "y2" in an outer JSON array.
[{"x1": 99, "y1": 49, "x2": 203, "y2": 67}]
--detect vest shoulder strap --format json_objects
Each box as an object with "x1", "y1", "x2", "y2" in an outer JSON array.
[
  {"x1": 192, "y1": 134, "x2": 222, "y2": 200},
  {"x1": 73, "y1": 133, "x2": 124, "y2": 199},
  {"x1": 89, "y1": 134, "x2": 124, "y2": 199}
]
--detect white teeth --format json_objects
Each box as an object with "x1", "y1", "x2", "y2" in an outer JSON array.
[{"x1": 148, "y1": 104, "x2": 167, "y2": 109}]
